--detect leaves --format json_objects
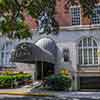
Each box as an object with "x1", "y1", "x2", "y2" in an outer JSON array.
[
  {"x1": 12, "y1": 20, "x2": 31, "y2": 39},
  {"x1": 0, "y1": 0, "x2": 57, "y2": 39},
  {"x1": 0, "y1": 15, "x2": 31, "y2": 39},
  {"x1": 79, "y1": 0, "x2": 98, "y2": 18},
  {"x1": 0, "y1": 16, "x2": 15, "y2": 33},
  {"x1": 27, "y1": 0, "x2": 55, "y2": 18},
  {"x1": 0, "y1": 0, "x2": 17, "y2": 13},
  {"x1": 0, "y1": 0, "x2": 99, "y2": 39},
  {"x1": 0, "y1": 0, "x2": 32, "y2": 39},
  {"x1": 64, "y1": 0, "x2": 98, "y2": 18}
]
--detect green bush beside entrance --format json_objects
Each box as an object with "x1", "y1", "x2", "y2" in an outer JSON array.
[{"x1": 44, "y1": 74, "x2": 72, "y2": 91}]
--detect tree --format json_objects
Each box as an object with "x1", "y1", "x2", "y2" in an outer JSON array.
[
  {"x1": 0, "y1": 0, "x2": 57, "y2": 39},
  {"x1": 0, "y1": 0, "x2": 98, "y2": 39},
  {"x1": 66, "y1": 0, "x2": 98, "y2": 17}
]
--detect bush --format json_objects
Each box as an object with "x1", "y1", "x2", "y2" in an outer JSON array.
[
  {"x1": 0, "y1": 72, "x2": 32, "y2": 88},
  {"x1": 15, "y1": 73, "x2": 32, "y2": 85},
  {"x1": 0, "y1": 71, "x2": 15, "y2": 75},
  {"x1": 0, "y1": 76, "x2": 15, "y2": 88},
  {"x1": 44, "y1": 74, "x2": 72, "y2": 91}
]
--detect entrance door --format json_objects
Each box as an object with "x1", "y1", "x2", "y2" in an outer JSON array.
[
  {"x1": 80, "y1": 76, "x2": 100, "y2": 90},
  {"x1": 36, "y1": 62, "x2": 54, "y2": 80}
]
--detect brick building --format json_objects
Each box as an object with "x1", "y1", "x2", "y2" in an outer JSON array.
[
  {"x1": 0, "y1": 0, "x2": 100, "y2": 90},
  {"x1": 54, "y1": 0, "x2": 100, "y2": 90}
]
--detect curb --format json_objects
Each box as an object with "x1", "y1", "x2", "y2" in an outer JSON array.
[{"x1": 0, "y1": 92, "x2": 51, "y2": 97}]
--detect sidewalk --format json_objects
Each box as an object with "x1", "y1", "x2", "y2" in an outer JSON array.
[
  {"x1": 0, "y1": 81, "x2": 49, "y2": 96},
  {"x1": 0, "y1": 84, "x2": 100, "y2": 99},
  {"x1": 0, "y1": 87, "x2": 100, "y2": 99},
  {"x1": 0, "y1": 85, "x2": 32, "y2": 95}
]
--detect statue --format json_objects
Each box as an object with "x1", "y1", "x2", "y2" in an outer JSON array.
[{"x1": 37, "y1": 9, "x2": 59, "y2": 35}]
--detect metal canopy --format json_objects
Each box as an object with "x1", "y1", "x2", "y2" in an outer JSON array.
[{"x1": 11, "y1": 42, "x2": 56, "y2": 64}]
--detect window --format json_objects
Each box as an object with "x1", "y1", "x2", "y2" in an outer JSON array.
[
  {"x1": 0, "y1": 42, "x2": 15, "y2": 66},
  {"x1": 92, "y1": 5, "x2": 100, "y2": 24},
  {"x1": 0, "y1": 45, "x2": 5, "y2": 65},
  {"x1": 63, "y1": 48, "x2": 70, "y2": 62},
  {"x1": 70, "y1": 7, "x2": 80, "y2": 25},
  {"x1": 78, "y1": 37, "x2": 98, "y2": 66}
]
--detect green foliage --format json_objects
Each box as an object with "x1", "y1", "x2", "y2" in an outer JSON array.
[
  {"x1": 79, "y1": 0, "x2": 98, "y2": 17},
  {"x1": 44, "y1": 74, "x2": 72, "y2": 91},
  {"x1": 0, "y1": 0, "x2": 17, "y2": 10},
  {"x1": 27, "y1": 0, "x2": 55, "y2": 18},
  {"x1": 0, "y1": 15, "x2": 31, "y2": 39},
  {"x1": 65, "y1": 0, "x2": 98, "y2": 18},
  {"x1": 0, "y1": 0, "x2": 56, "y2": 39},
  {"x1": 0, "y1": 76, "x2": 15, "y2": 88},
  {"x1": 0, "y1": 0, "x2": 98, "y2": 39},
  {"x1": 0, "y1": 72, "x2": 32, "y2": 88},
  {"x1": 15, "y1": 21, "x2": 32, "y2": 39}
]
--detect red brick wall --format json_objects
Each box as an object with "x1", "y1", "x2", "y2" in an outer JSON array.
[
  {"x1": 25, "y1": 0, "x2": 100, "y2": 28},
  {"x1": 55, "y1": 0, "x2": 100, "y2": 26},
  {"x1": 54, "y1": 0, "x2": 72, "y2": 26}
]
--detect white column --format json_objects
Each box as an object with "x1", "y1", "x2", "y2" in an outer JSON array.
[
  {"x1": 72, "y1": 43, "x2": 78, "y2": 91},
  {"x1": 98, "y1": 48, "x2": 100, "y2": 71},
  {"x1": 74, "y1": 72, "x2": 78, "y2": 91}
]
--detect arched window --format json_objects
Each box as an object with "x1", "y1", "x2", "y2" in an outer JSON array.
[{"x1": 78, "y1": 37, "x2": 98, "y2": 66}]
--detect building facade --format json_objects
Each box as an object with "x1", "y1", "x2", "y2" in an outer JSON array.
[
  {"x1": 0, "y1": 0, "x2": 100, "y2": 90},
  {"x1": 54, "y1": 0, "x2": 100, "y2": 90}
]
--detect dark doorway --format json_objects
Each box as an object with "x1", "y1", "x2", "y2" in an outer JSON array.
[{"x1": 36, "y1": 62, "x2": 54, "y2": 80}]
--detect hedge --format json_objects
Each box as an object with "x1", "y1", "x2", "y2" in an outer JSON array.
[{"x1": 0, "y1": 72, "x2": 32, "y2": 88}]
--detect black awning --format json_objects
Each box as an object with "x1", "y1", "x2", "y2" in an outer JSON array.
[{"x1": 11, "y1": 42, "x2": 56, "y2": 64}]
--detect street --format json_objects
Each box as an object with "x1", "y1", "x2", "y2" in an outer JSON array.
[{"x1": 0, "y1": 96, "x2": 99, "y2": 100}]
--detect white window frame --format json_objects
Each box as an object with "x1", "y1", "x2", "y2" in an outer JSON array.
[
  {"x1": 78, "y1": 37, "x2": 98, "y2": 66},
  {"x1": 0, "y1": 42, "x2": 15, "y2": 67},
  {"x1": 91, "y1": 4, "x2": 100, "y2": 25},
  {"x1": 70, "y1": 5, "x2": 81, "y2": 25}
]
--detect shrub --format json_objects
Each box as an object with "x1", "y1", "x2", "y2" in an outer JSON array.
[
  {"x1": 44, "y1": 74, "x2": 72, "y2": 91},
  {"x1": 59, "y1": 68, "x2": 70, "y2": 76},
  {"x1": 0, "y1": 76, "x2": 15, "y2": 88},
  {"x1": 0, "y1": 71, "x2": 15, "y2": 75},
  {"x1": 0, "y1": 72, "x2": 32, "y2": 88},
  {"x1": 15, "y1": 73, "x2": 32, "y2": 85}
]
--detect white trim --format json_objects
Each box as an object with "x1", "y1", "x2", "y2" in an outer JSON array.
[
  {"x1": 95, "y1": 3, "x2": 100, "y2": 6},
  {"x1": 87, "y1": 40, "x2": 89, "y2": 64},
  {"x1": 92, "y1": 38, "x2": 94, "y2": 64},
  {"x1": 80, "y1": 6, "x2": 82, "y2": 25},
  {"x1": 70, "y1": 5, "x2": 80, "y2": 8},
  {"x1": 82, "y1": 40, "x2": 84, "y2": 64},
  {"x1": 79, "y1": 64, "x2": 99, "y2": 66},
  {"x1": 31, "y1": 23, "x2": 100, "y2": 32},
  {"x1": 59, "y1": 24, "x2": 100, "y2": 31},
  {"x1": 0, "y1": 41, "x2": 14, "y2": 66},
  {"x1": 70, "y1": 6, "x2": 81, "y2": 25},
  {"x1": 91, "y1": 4, "x2": 100, "y2": 24},
  {"x1": 78, "y1": 37, "x2": 98, "y2": 66}
]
